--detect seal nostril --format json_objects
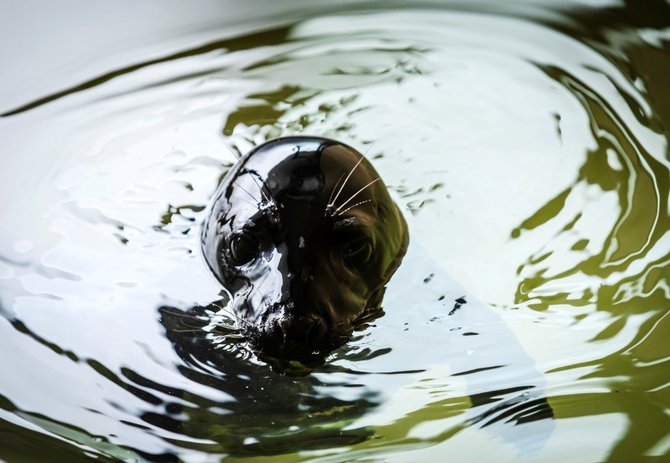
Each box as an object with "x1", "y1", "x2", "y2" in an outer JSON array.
[
  {"x1": 314, "y1": 301, "x2": 333, "y2": 324},
  {"x1": 304, "y1": 316, "x2": 325, "y2": 345}
]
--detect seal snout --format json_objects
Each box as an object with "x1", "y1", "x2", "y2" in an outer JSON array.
[
  {"x1": 257, "y1": 309, "x2": 333, "y2": 360},
  {"x1": 278, "y1": 314, "x2": 328, "y2": 347}
]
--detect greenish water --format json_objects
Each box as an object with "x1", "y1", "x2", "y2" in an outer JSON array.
[{"x1": 0, "y1": 1, "x2": 668, "y2": 462}]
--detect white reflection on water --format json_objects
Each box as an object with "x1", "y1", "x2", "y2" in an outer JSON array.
[{"x1": 0, "y1": 1, "x2": 668, "y2": 462}]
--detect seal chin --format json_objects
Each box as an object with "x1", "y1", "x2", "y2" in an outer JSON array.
[{"x1": 250, "y1": 306, "x2": 344, "y2": 363}]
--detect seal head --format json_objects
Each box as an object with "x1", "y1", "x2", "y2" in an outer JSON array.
[{"x1": 202, "y1": 137, "x2": 408, "y2": 363}]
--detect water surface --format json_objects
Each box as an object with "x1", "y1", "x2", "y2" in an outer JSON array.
[{"x1": 1, "y1": 1, "x2": 669, "y2": 461}]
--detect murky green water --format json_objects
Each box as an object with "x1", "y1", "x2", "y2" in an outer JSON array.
[{"x1": 1, "y1": 1, "x2": 669, "y2": 462}]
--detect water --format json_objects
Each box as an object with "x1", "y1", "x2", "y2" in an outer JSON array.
[{"x1": 1, "y1": 1, "x2": 669, "y2": 461}]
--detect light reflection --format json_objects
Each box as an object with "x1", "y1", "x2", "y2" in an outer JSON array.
[{"x1": 0, "y1": 1, "x2": 668, "y2": 461}]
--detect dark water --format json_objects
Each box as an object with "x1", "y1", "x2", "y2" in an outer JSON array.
[{"x1": 1, "y1": 1, "x2": 669, "y2": 461}]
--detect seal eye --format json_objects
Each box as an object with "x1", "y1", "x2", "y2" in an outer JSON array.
[
  {"x1": 230, "y1": 234, "x2": 259, "y2": 266},
  {"x1": 343, "y1": 238, "x2": 372, "y2": 269}
]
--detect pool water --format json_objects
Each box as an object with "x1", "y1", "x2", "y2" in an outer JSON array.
[{"x1": 1, "y1": 1, "x2": 669, "y2": 461}]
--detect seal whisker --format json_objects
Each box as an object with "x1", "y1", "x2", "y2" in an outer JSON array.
[
  {"x1": 257, "y1": 173, "x2": 278, "y2": 209},
  {"x1": 227, "y1": 147, "x2": 242, "y2": 161},
  {"x1": 210, "y1": 322, "x2": 242, "y2": 334},
  {"x1": 235, "y1": 183, "x2": 262, "y2": 206},
  {"x1": 326, "y1": 172, "x2": 347, "y2": 213},
  {"x1": 211, "y1": 306, "x2": 238, "y2": 321},
  {"x1": 246, "y1": 169, "x2": 276, "y2": 208},
  {"x1": 215, "y1": 307, "x2": 238, "y2": 321},
  {"x1": 165, "y1": 310, "x2": 208, "y2": 322},
  {"x1": 336, "y1": 199, "x2": 373, "y2": 216},
  {"x1": 364, "y1": 143, "x2": 375, "y2": 156},
  {"x1": 334, "y1": 177, "x2": 380, "y2": 214},
  {"x1": 329, "y1": 155, "x2": 365, "y2": 211},
  {"x1": 207, "y1": 300, "x2": 244, "y2": 329},
  {"x1": 243, "y1": 169, "x2": 272, "y2": 206},
  {"x1": 212, "y1": 299, "x2": 234, "y2": 312},
  {"x1": 238, "y1": 197, "x2": 260, "y2": 209},
  {"x1": 221, "y1": 308, "x2": 243, "y2": 326},
  {"x1": 352, "y1": 310, "x2": 382, "y2": 327}
]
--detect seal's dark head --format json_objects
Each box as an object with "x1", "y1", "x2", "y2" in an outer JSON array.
[{"x1": 202, "y1": 136, "x2": 408, "y2": 364}]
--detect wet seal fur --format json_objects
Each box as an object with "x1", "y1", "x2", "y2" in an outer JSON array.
[{"x1": 201, "y1": 136, "x2": 408, "y2": 364}]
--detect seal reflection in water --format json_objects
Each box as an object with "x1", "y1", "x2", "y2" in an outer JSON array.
[{"x1": 202, "y1": 136, "x2": 408, "y2": 364}]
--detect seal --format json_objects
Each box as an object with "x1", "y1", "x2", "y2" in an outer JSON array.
[{"x1": 201, "y1": 136, "x2": 408, "y2": 363}]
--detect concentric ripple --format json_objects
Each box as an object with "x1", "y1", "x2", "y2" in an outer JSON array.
[{"x1": 0, "y1": 1, "x2": 668, "y2": 462}]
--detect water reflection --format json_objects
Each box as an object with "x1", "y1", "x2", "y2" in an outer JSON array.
[
  {"x1": 0, "y1": 1, "x2": 668, "y2": 462},
  {"x1": 158, "y1": 302, "x2": 377, "y2": 456}
]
